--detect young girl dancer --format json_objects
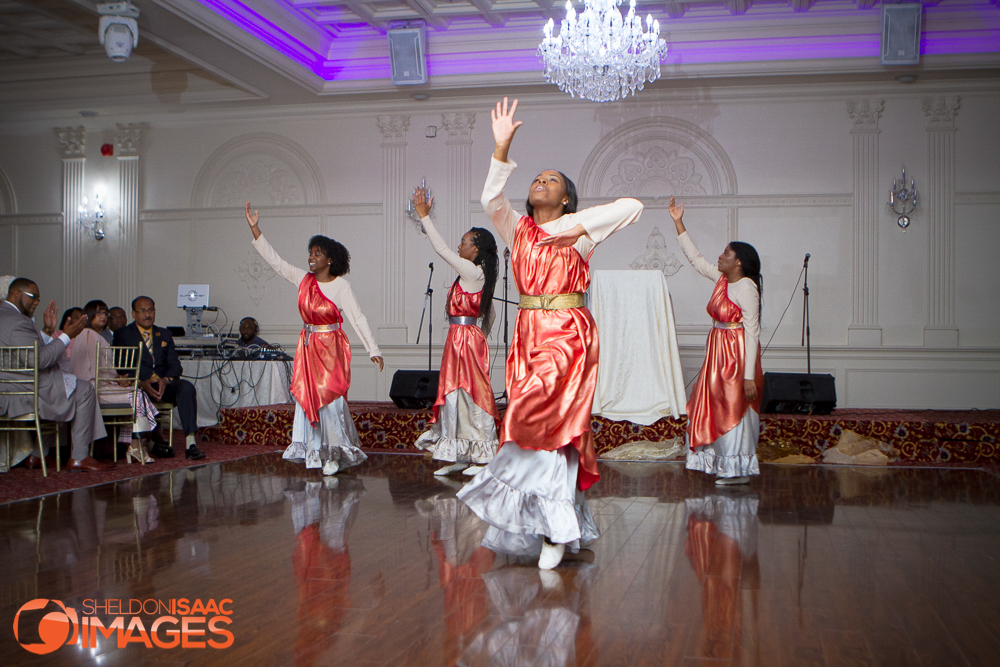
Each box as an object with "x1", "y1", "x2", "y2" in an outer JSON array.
[
  {"x1": 245, "y1": 202, "x2": 383, "y2": 475},
  {"x1": 669, "y1": 195, "x2": 763, "y2": 485},
  {"x1": 458, "y1": 98, "x2": 644, "y2": 569},
  {"x1": 411, "y1": 187, "x2": 501, "y2": 477}
]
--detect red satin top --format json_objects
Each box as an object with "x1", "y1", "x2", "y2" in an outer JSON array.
[
  {"x1": 431, "y1": 281, "x2": 500, "y2": 424},
  {"x1": 290, "y1": 273, "x2": 351, "y2": 425},
  {"x1": 503, "y1": 216, "x2": 601, "y2": 491},
  {"x1": 686, "y1": 276, "x2": 763, "y2": 449}
]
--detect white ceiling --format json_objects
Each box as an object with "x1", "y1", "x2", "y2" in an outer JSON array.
[{"x1": 0, "y1": 0, "x2": 997, "y2": 122}]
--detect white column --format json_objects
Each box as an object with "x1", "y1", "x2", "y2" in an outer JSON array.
[
  {"x1": 846, "y1": 100, "x2": 883, "y2": 346},
  {"x1": 442, "y1": 111, "x2": 476, "y2": 255},
  {"x1": 378, "y1": 115, "x2": 410, "y2": 344},
  {"x1": 115, "y1": 123, "x2": 143, "y2": 306},
  {"x1": 55, "y1": 126, "x2": 86, "y2": 307},
  {"x1": 922, "y1": 96, "x2": 961, "y2": 347}
]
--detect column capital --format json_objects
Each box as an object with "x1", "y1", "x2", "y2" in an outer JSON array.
[
  {"x1": 378, "y1": 115, "x2": 410, "y2": 144},
  {"x1": 114, "y1": 123, "x2": 147, "y2": 158},
  {"x1": 846, "y1": 100, "x2": 884, "y2": 132},
  {"x1": 55, "y1": 126, "x2": 87, "y2": 158},
  {"x1": 922, "y1": 97, "x2": 960, "y2": 129},
  {"x1": 442, "y1": 112, "x2": 475, "y2": 143}
]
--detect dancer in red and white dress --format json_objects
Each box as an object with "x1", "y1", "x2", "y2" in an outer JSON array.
[
  {"x1": 458, "y1": 98, "x2": 644, "y2": 569},
  {"x1": 669, "y1": 196, "x2": 764, "y2": 485},
  {"x1": 245, "y1": 202, "x2": 384, "y2": 475},
  {"x1": 410, "y1": 187, "x2": 501, "y2": 477}
]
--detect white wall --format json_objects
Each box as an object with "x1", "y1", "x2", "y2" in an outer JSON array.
[{"x1": 1, "y1": 80, "x2": 998, "y2": 409}]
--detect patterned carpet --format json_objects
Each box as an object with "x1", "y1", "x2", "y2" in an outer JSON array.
[
  {"x1": 202, "y1": 402, "x2": 1000, "y2": 465},
  {"x1": 3, "y1": 404, "x2": 997, "y2": 505}
]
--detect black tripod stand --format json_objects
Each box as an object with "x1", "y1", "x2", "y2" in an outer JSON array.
[
  {"x1": 492, "y1": 248, "x2": 515, "y2": 404},
  {"x1": 801, "y1": 253, "x2": 811, "y2": 375},
  {"x1": 415, "y1": 262, "x2": 434, "y2": 370}
]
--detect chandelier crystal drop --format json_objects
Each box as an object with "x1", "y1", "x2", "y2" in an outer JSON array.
[{"x1": 538, "y1": 0, "x2": 668, "y2": 103}]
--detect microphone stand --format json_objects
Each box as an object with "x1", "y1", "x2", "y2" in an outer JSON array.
[
  {"x1": 415, "y1": 262, "x2": 434, "y2": 370},
  {"x1": 492, "y1": 248, "x2": 512, "y2": 403},
  {"x1": 800, "y1": 253, "x2": 811, "y2": 375}
]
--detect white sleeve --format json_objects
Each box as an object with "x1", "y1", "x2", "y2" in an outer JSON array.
[
  {"x1": 420, "y1": 215, "x2": 485, "y2": 292},
  {"x1": 252, "y1": 234, "x2": 307, "y2": 286},
  {"x1": 334, "y1": 279, "x2": 381, "y2": 358},
  {"x1": 480, "y1": 157, "x2": 522, "y2": 248},
  {"x1": 728, "y1": 280, "x2": 760, "y2": 381},
  {"x1": 567, "y1": 198, "x2": 644, "y2": 257},
  {"x1": 677, "y1": 231, "x2": 723, "y2": 282}
]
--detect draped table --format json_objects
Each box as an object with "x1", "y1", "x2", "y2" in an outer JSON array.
[
  {"x1": 589, "y1": 270, "x2": 687, "y2": 425},
  {"x1": 181, "y1": 358, "x2": 293, "y2": 428}
]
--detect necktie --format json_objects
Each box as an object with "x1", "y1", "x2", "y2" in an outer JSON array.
[{"x1": 141, "y1": 330, "x2": 152, "y2": 353}]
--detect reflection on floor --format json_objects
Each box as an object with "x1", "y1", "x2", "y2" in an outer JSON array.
[{"x1": 2, "y1": 453, "x2": 999, "y2": 666}]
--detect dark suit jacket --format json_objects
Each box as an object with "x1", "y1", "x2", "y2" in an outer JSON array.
[{"x1": 112, "y1": 322, "x2": 183, "y2": 381}]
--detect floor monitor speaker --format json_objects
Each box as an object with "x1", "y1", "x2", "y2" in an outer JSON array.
[
  {"x1": 389, "y1": 370, "x2": 439, "y2": 409},
  {"x1": 760, "y1": 372, "x2": 836, "y2": 415}
]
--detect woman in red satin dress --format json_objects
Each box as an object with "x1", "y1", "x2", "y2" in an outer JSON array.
[
  {"x1": 458, "y1": 98, "x2": 644, "y2": 569},
  {"x1": 245, "y1": 202, "x2": 384, "y2": 475},
  {"x1": 669, "y1": 196, "x2": 764, "y2": 485},
  {"x1": 410, "y1": 187, "x2": 501, "y2": 477}
]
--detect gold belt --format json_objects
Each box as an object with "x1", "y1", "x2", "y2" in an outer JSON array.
[
  {"x1": 518, "y1": 293, "x2": 585, "y2": 311},
  {"x1": 713, "y1": 320, "x2": 743, "y2": 329}
]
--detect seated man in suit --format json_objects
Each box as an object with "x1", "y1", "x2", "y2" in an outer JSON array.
[
  {"x1": 113, "y1": 296, "x2": 206, "y2": 460},
  {"x1": 0, "y1": 278, "x2": 114, "y2": 472}
]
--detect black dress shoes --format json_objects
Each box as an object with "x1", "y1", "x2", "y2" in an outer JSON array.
[
  {"x1": 185, "y1": 445, "x2": 206, "y2": 460},
  {"x1": 150, "y1": 443, "x2": 175, "y2": 458}
]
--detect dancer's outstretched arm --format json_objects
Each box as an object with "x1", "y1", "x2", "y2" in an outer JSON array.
[
  {"x1": 246, "y1": 201, "x2": 306, "y2": 286},
  {"x1": 412, "y1": 187, "x2": 484, "y2": 292}
]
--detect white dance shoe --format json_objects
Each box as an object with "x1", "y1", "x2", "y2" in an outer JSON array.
[
  {"x1": 434, "y1": 462, "x2": 469, "y2": 476},
  {"x1": 462, "y1": 465, "x2": 485, "y2": 476},
  {"x1": 538, "y1": 541, "x2": 565, "y2": 570},
  {"x1": 322, "y1": 460, "x2": 340, "y2": 476},
  {"x1": 715, "y1": 475, "x2": 750, "y2": 485}
]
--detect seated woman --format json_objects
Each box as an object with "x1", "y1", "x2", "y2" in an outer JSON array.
[{"x1": 65, "y1": 302, "x2": 160, "y2": 464}]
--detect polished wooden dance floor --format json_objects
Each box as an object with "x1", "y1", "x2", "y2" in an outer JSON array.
[{"x1": 2, "y1": 453, "x2": 999, "y2": 666}]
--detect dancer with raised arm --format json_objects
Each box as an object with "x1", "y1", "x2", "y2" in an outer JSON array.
[
  {"x1": 245, "y1": 202, "x2": 384, "y2": 475},
  {"x1": 411, "y1": 187, "x2": 501, "y2": 477},
  {"x1": 669, "y1": 195, "x2": 763, "y2": 485},
  {"x1": 458, "y1": 98, "x2": 644, "y2": 569}
]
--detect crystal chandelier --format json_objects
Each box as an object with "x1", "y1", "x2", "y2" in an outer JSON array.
[{"x1": 538, "y1": 0, "x2": 667, "y2": 103}]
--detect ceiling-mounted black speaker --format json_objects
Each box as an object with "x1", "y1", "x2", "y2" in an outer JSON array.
[
  {"x1": 881, "y1": 3, "x2": 922, "y2": 66},
  {"x1": 388, "y1": 25, "x2": 427, "y2": 85}
]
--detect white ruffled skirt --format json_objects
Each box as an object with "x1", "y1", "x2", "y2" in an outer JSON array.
[
  {"x1": 685, "y1": 407, "x2": 760, "y2": 478},
  {"x1": 414, "y1": 389, "x2": 498, "y2": 464},
  {"x1": 282, "y1": 398, "x2": 367, "y2": 471},
  {"x1": 457, "y1": 442, "x2": 599, "y2": 557}
]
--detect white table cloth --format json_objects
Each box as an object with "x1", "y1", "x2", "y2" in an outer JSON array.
[
  {"x1": 589, "y1": 270, "x2": 687, "y2": 425},
  {"x1": 181, "y1": 358, "x2": 293, "y2": 428}
]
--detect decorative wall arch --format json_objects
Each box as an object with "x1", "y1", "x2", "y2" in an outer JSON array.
[
  {"x1": 191, "y1": 132, "x2": 326, "y2": 208},
  {"x1": 579, "y1": 117, "x2": 737, "y2": 198},
  {"x1": 0, "y1": 167, "x2": 17, "y2": 214}
]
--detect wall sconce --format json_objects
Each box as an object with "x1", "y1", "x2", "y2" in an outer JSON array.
[
  {"x1": 405, "y1": 177, "x2": 433, "y2": 234},
  {"x1": 888, "y1": 167, "x2": 917, "y2": 233},
  {"x1": 77, "y1": 191, "x2": 110, "y2": 240}
]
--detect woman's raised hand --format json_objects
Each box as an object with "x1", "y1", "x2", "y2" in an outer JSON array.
[
  {"x1": 491, "y1": 97, "x2": 522, "y2": 161},
  {"x1": 668, "y1": 195, "x2": 687, "y2": 235},
  {"x1": 535, "y1": 224, "x2": 586, "y2": 249},
  {"x1": 412, "y1": 187, "x2": 433, "y2": 218},
  {"x1": 245, "y1": 201, "x2": 262, "y2": 240},
  {"x1": 668, "y1": 196, "x2": 684, "y2": 223}
]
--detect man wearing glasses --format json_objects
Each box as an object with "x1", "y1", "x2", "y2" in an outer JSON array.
[
  {"x1": 0, "y1": 278, "x2": 114, "y2": 472},
  {"x1": 113, "y1": 296, "x2": 205, "y2": 460}
]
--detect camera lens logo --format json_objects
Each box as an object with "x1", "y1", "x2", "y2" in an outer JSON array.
[{"x1": 13, "y1": 599, "x2": 78, "y2": 655}]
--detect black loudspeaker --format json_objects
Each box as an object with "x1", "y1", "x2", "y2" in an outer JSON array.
[
  {"x1": 388, "y1": 26, "x2": 427, "y2": 85},
  {"x1": 760, "y1": 372, "x2": 837, "y2": 415},
  {"x1": 881, "y1": 3, "x2": 922, "y2": 65},
  {"x1": 389, "y1": 370, "x2": 439, "y2": 409}
]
